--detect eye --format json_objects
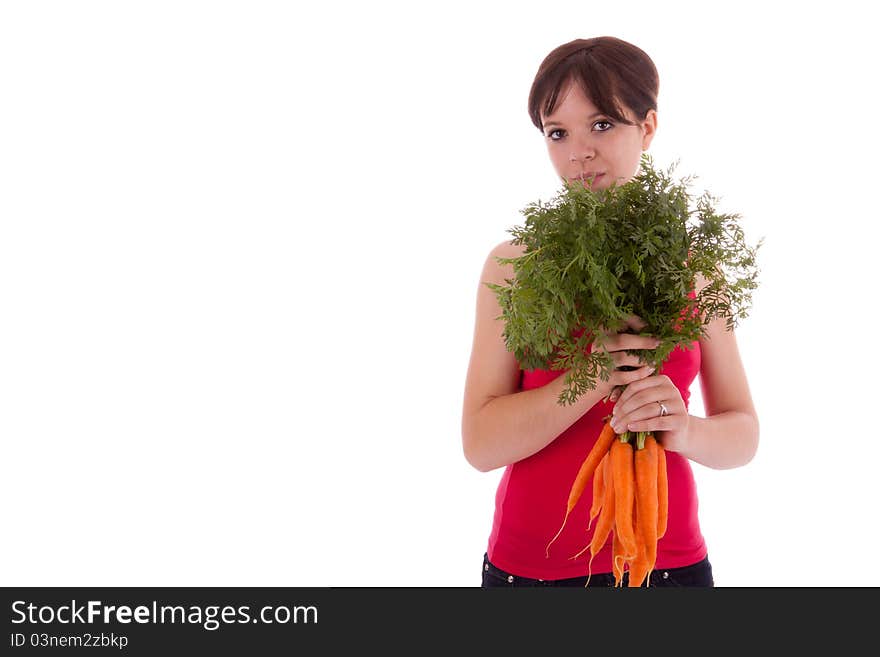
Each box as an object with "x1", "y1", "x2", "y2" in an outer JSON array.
[
  {"x1": 594, "y1": 120, "x2": 613, "y2": 132},
  {"x1": 546, "y1": 128, "x2": 565, "y2": 141}
]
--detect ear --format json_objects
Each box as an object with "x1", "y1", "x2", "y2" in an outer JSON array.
[{"x1": 640, "y1": 109, "x2": 658, "y2": 151}]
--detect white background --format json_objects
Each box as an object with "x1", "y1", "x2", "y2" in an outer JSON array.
[{"x1": 1, "y1": 1, "x2": 877, "y2": 587}]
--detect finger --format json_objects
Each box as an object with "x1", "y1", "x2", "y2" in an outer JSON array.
[
  {"x1": 610, "y1": 364, "x2": 655, "y2": 388},
  {"x1": 612, "y1": 374, "x2": 666, "y2": 410},
  {"x1": 610, "y1": 354, "x2": 642, "y2": 370},
  {"x1": 610, "y1": 394, "x2": 655, "y2": 428},
  {"x1": 591, "y1": 323, "x2": 618, "y2": 348},
  {"x1": 612, "y1": 404, "x2": 679, "y2": 434},
  {"x1": 589, "y1": 335, "x2": 609, "y2": 354},
  {"x1": 604, "y1": 333, "x2": 662, "y2": 353},
  {"x1": 610, "y1": 350, "x2": 656, "y2": 370},
  {"x1": 625, "y1": 315, "x2": 647, "y2": 331},
  {"x1": 615, "y1": 397, "x2": 667, "y2": 428},
  {"x1": 614, "y1": 382, "x2": 677, "y2": 416},
  {"x1": 624, "y1": 415, "x2": 680, "y2": 434}
]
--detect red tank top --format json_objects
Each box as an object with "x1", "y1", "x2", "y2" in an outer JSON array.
[{"x1": 486, "y1": 328, "x2": 708, "y2": 580}]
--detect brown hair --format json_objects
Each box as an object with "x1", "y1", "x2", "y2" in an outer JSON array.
[{"x1": 527, "y1": 36, "x2": 659, "y2": 132}]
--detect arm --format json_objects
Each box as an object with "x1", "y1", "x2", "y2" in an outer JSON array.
[
  {"x1": 460, "y1": 241, "x2": 652, "y2": 473},
  {"x1": 681, "y1": 312, "x2": 760, "y2": 470},
  {"x1": 463, "y1": 366, "x2": 613, "y2": 473},
  {"x1": 460, "y1": 241, "x2": 606, "y2": 472}
]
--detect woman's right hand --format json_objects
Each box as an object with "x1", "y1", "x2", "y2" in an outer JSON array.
[{"x1": 590, "y1": 315, "x2": 660, "y2": 400}]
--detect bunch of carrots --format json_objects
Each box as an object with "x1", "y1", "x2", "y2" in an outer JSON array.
[{"x1": 545, "y1": 418, "x2": 668, "y2": 587}]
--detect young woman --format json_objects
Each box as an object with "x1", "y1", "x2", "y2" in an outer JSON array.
[{"x1": 461, "y1": 36, "x2": 759, "y2": 587}]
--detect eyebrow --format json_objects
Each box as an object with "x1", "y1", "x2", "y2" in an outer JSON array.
[{"x1": 543, "y1": 112, "x2": 605, "y2": 129}]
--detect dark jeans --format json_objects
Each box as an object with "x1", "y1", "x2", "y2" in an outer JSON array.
[{"x1": 481, "y1": 552, "x2": 714, "y2": 587}]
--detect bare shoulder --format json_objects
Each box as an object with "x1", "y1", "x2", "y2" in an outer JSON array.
[
  {"x1": 482, "y1": 239, "x2": 527, "y2": 284},
  {"x1": 489, "y1": 238, "x2": 527, "y2": 266}
]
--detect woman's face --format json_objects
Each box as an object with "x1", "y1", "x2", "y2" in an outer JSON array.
[{"x1": 540, "y1": 79, "x2": 657, "y2": 190}]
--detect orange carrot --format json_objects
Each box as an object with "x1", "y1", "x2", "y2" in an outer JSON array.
[
  {"x1": 610, "y1": 437, "x2": 637, "y2": 561},
  {"x1": 631, "y1": 434, "x2": 659, "y2": 586},
  {"x1": 628, "y1": 504, "x2": 649, "y2": 587},
  {"x1": 642, "y1": 435, "x2": 660, "y2": 579},
  {"x1": 656, "y1": 435, "x2": 668, "y2": 540},
  {"x1": 545, "y1": 418, "x2": 617, "y2": 557},
  {"x1": 611, "y1": 530, "x2": 625, "y2": 587},
  {"x1": 571, "y1": 455, "x2": 615, "y2": 586},
  {"x1": 588, "y1": 452, "x2": 607, "y2": 531}
]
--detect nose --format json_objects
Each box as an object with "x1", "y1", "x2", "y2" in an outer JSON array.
[
  {"x1": 569, "y1": 143, "x2": 596, "y2": 163},
  {"x1": 568, "y1": 126, "x2": 598, "y2": 162}
]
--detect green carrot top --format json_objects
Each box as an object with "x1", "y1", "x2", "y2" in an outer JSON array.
[{"x1": 486, "y1": 154, "x2": 762, "y2": 406}]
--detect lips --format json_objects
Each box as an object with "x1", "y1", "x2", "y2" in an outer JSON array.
[{"x1": 571, "y1": 172, "x2": 604, "y2": 186}]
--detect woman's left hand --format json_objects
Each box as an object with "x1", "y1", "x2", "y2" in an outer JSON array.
[{"x1": 609, "y1": 374, "x2": 690, "y2": 453}]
